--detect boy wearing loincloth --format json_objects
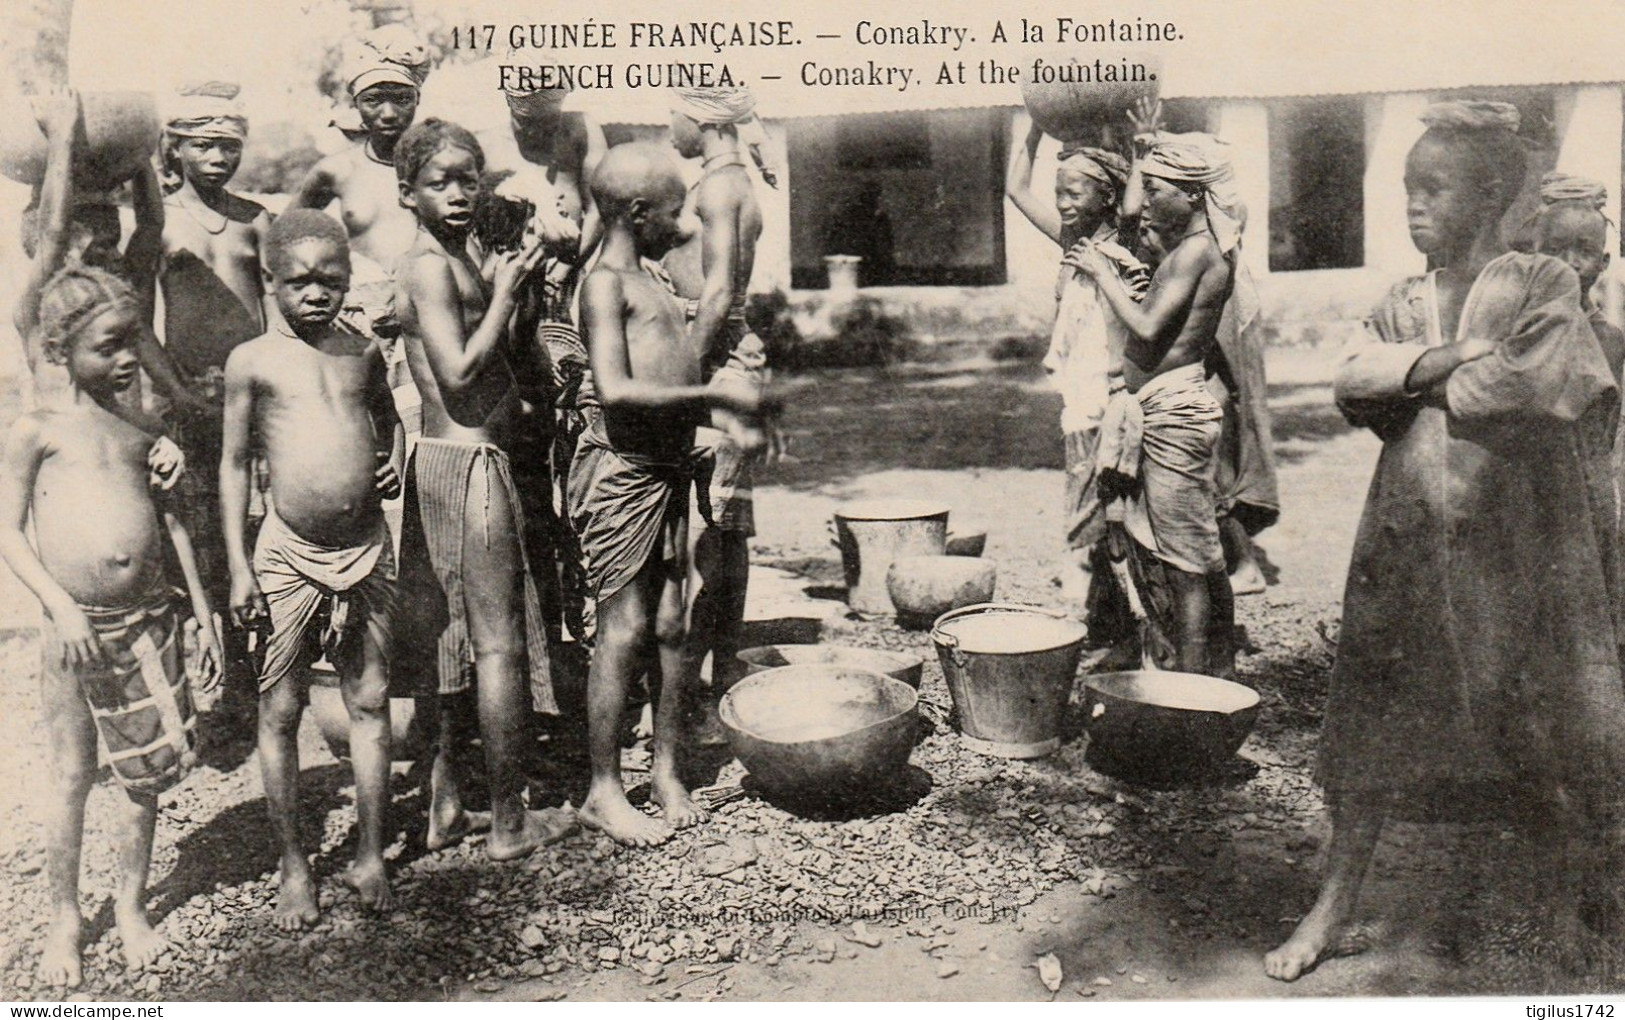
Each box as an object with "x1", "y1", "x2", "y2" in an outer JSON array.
[
  {"x1": 1006, "y1": 119, "x2": 1147, "y2": 612},
  {"x1": 158, "y1": 80, "x2": 274, "y2": 705},
  {"x1": 1071, "y1": 133, "x2": 1239, "y2": 677},
  {"x1": 16, "y1": 88, "x2": 199, "y2": 415},
  {"x1": 0, "y1": 266, "x2": 222, "y2": 989},
  {"x1": 570, "y1": 142, "x2": 771, "y2": 846},
  {"x1": 1267, "y1": 102, "x2": 1625, "y2": 980},
  {"x1": 292, "y1": 25, "x2": 433, "y2": 433},
  {"x1": 663, "y1": 84, "x2": 781, "y2": 733},
  {"x1": 221, "y1": 211, "x2": 403, "y2": 927},
  {"x1": 392, "y1": 119, "x2": 572, "y2": 860}
]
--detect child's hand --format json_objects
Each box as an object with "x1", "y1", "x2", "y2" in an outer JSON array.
[
  {"x1": 193, "y1": 613, "x2": 225, "y2": 693},
  {"x1": 51, "y1": 604, "x2": 104, "y2": 672},
  {"x1": 491, "y1": 234, "x2": 547, "y2": 297},
  {"x1": 32, "y1": 87, "x2": 82, "y2": 145},
  {"x1": 230, "y1": 573, "x2": 268, "y2": 631},
  {"x1": 374, "y1": 451, "x2": 402, "y2": 500},
  {"x1": 1127, "y1": 97, "x2": 1164, "y2": 150},
  {"x1": 148, "y1": 436, "x2": 186, "y2": 491},
  {"x1": 534, "y1": 199, "x2": 582, "y2": 249},
  {"x1": 1062, "y1": 243, "x2": 1111, "y2": 280}
]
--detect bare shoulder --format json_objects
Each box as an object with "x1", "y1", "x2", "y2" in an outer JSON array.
[
  {"x1": 695, "y1": 170, "x2": 750, "y2": 217},
  {"x1": 5, "y1": 409, "x2": 51, "y2": 452},
  {"x1": 224, "y1": 331, "x2": 277, "y2": 379}
]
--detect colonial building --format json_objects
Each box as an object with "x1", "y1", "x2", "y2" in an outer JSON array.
[{"x1": 566, "y1": 3, "x2": 1625, "y2": 349}]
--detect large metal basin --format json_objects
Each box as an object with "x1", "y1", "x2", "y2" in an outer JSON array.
[
  {"x1": 737, "y1": 644, "x2": 924, "y2": 688},
  {"x1": 1083, "y1": 670, "x2": 1261, "y2": 780},
  {"x1": 719, "y1": 665, "x2": 918, "y2": 805}
]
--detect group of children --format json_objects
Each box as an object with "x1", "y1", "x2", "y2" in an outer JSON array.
[
  {"x1": 1011, "y1": 97, "x2": 1625, "y2": 978},
  {"x1": 3, "y1": 26, "x2": 779, "y2": 988},
  {"x1": 13, "y1": 22, "x2": 1625, "y2": 992}
]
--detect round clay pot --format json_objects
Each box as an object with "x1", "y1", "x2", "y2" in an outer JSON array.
[
  {"x1": 945, "y1": 530, "x2": 987, "y2": 557},
  {"x1": 307, "y1": 662, "x2": 426, "y2": 761},
  {"x1": 1020, "y1": 51, "x2": 1164, "y2": 142},
  {"x1": 886, "y1": 555, "x2": 997, "y2": 629},
  {"x1": 0, "y1": 90, "x2": 160, "y2": 192}
]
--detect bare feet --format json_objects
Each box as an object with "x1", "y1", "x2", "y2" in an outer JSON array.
[
  {"x1": 39, "y1": 911, "x2": 82, "y2": 989},
  {"x1": 653, "y1": 775, "x2": 710, "y2": 830},
  {"x1": 579, "y1": 788, "x2": 674, "y2": 847},
  {"x1": 426, "y1": 806, "x2": 492, "y2": 852},
  {"x1": 274, "y1": 860, "x2": 320, "y2": 931},
  {"x1": 342, "y1": 857, "x2": 393, "y2": 912},
  {"x1": 1229, "y1": 560, "x2": 1267, "y2": 596},
  {"x1": 1264, "y1": 909, "x2": 1344, "y2": 982},
  {"x1": 115, "y1": 908, "x2": 168, "y2": 972},
  {"x1": 487, "y1": 807, "x2": 579, "y2": 861}
]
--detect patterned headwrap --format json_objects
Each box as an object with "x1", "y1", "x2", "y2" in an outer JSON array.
[
  {"x1": 1419, "y1": 100, "x2": 1521, "y2": 133},
  {"x1": 503, "y1": 49, "x2": 570, "y2": 122},
  {"x1": 1540, "y1": 171, "x2": 1608, "y2": 213},
  {"x1": 669, "y1": 85, "x2": 779, "y2": 189},
  {"x1": 165, "y1": 81, "x2": 247, "y2": 141},
  {"x1": 345, "y1": 25, "x2": 431, "y2": 97},
  {"x1": 1141, "y1": 132, "x2": 1246, "y2": 254},
  {"x1": 1056, "y1": 145, "x2": 1130, "y2": 199}
]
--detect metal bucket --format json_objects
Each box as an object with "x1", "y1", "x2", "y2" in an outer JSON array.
[
  {"x1": 831, "y1": 499, "x2": 950, "y2": 616},
  {"x1": 931, "y1": 603, "x2": 1087, "y2": 759}
]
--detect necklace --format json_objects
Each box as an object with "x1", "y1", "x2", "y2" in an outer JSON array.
[
  {"x1": 363, "y1": 139, "x2": 394, "y2": 168},
  {"x1": 178, "y1": 197, "x2": 229, "y2": 236},
  {"x1": 701, "y1": 150, "x2": 745, "y2": 171}
]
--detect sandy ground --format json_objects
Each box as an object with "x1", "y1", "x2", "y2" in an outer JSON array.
[{"x1": 0, "y1": 348, "x2": 1616, "y2": 1001}]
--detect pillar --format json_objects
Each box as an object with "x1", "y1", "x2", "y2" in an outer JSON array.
[
  {"x1": 1214, "y1": 100, "x2": 1270, "y2": 278},
  {"x1": 1363, "y1": 92, "x2": 1429, "y2": 276},
  {"x1": 750, "y1": 120, "x2": 792, "y2": 295}
]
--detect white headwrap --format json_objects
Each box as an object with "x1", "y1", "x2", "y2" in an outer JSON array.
[
  {"x1": 669, "y1": 85, "x2": 779, "y2": 189},
  {"x1": 345, "y1": 25, "x2": 431, "y2": 97},
  {"x1": 1142, "y1": 132, "x2": 1246, "y2": 255}
]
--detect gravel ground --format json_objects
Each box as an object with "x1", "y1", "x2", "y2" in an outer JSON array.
[{"x1": 0, "y1": 351, "x2": 1617, "y2": 1000}]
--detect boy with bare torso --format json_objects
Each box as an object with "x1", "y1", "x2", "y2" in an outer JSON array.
[
  {"x1": 569, "y1": 141, "x2": 771, "y2": 846},
  {"x1": 221, "y1": 211, "x2": 402, "y2": 928},
  {"x1": 392, "y1": 118, "x2": 570, "y2": 861},
  {"x1": 0, "y1": 266, "x2": 221, "y2": 988},
  {"x1": 1069, "y1": 133, "x2": 1239, "y2": 676}
]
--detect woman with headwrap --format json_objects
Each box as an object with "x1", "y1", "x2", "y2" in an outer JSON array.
[
  {"x1": 292, "y1": 25, "x2": 433, "y2": 442},
  {"x1": 158, "y1": 80, "x2": 275, "y2": 707},
  {"x1": 1006, "y1": 117, "x2": 1148, "y2": 630},
  {"x1": 1267, "y1": 101, "x2": 1625, "y2": 982},
  {"x1": 661, "y1": 83, "x2": 781, "y2": 740},
  {"x1": 1067, "y1": 130, "x2": 1239, "y2": 678}
]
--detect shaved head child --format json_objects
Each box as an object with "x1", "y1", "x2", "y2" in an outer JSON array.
[
  {"x1": 570, "y1": 141, "x2": 773, "y2": 846},
  {"x1": 221, "y1": 210, "x2": 404, "y2": 927}
]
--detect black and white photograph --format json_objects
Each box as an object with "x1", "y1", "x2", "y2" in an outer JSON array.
[{"x1": 0, "y1": 0, "x2": 1623, "y2": 1005}]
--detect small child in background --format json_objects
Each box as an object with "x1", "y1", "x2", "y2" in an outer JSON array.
[{"x1": 0, "y1": 266, "x2": 222, "y2": 989}]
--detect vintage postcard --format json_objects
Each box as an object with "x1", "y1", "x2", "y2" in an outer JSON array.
[{"x1": 0, "y1": 0, "x2": 1621, "y2": 1005}]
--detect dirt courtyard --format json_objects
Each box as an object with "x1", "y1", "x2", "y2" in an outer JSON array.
[{"x1": 0, "y1": 348, "x2": 1616, "y2": 1001}]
